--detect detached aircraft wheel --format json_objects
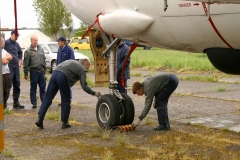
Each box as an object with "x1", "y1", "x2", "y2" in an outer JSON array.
[
  {"x1": 118, "y1": 93, "x2": 135, "y2": 125},
  {"x1": 96, "y1": 94, "x2": 120, "y2": 129}
]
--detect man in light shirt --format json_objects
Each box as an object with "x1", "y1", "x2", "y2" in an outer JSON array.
[{"x1": 1, "y1": 37, "x2": 13, "y2": 109}]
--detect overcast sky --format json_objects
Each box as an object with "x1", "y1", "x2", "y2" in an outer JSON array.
[{"x1": 0, "y1": 0, "x2": 81, "y2": 29}]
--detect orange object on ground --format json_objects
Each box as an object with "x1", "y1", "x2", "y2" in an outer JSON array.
[{"x1": 117, "y1": 124, "x2": 135, "y2": 132}]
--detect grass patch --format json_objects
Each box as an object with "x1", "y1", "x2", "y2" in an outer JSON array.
[
  {"x1": 145, "y1": 117, "x2": 155, "y2": 126},
  {"x1": 4, "y1": 109, "x2": 14, "y2": 115},
  {"x1": 114, "y1": 131, "x2": 132, "y2": 147},
  {"x1": 102, "y1": 150, "x2": 114, "y2": 160},
  {"x1": 102, "y1": 129, "x2": 111, "y2": 140},
  {"x1": 130, "y1": 72, "x2": 142, "y2": 77},
  {"x1": 90, "y1": 129, "x2": 102, "y2": 138},
  {"x1": 0, "y1": 150, "x2": 13, "y2": 156},
  {"x1": 216, "y1": 85, "x2": 227, "y2": 92},
  {"x1": 45, "y1": 111, "x2": 60, "y2": 121},
  {"x1": 179, "y1": 75, "x2": 218, "y2": 82},
  {"x1": 222, "y1": 127, "x2": 230, "y2": 132},
  {"x1": 78, "y1": 48, "x2": 217, "y2": 72}
]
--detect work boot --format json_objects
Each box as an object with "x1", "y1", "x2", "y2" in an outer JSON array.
[
  {"x1": 154, "y1": 125, "x2": 170, "y2": 131},
  {"x1": 62, "y1": 122, "x2": 71, "y2": 129},
  {"x1": 13, "y1": 99, "x2": 25, "y2": 109},
  {"x1": 32, "y1": 105, "x2": 37, "y2": 108},
  {"x1": 35, "y1": 119, "x2": 44, "y2": 129}
]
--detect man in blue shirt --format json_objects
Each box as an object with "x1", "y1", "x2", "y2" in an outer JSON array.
[
  {"x1": 56, "y1": 36, "x2": 75, "y2": 65},
  {"x1": 4, "y1": 30, "x2": 25, "y2": 109},
  {"x1": 56, "y1": 36, "x2": 75, "y2": 106}
]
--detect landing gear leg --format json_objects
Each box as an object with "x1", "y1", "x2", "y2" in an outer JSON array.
[{"x1": 89, "y1": 30, "x2": 135, "y2": 129}]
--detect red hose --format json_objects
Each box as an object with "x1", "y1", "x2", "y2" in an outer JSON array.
[{"x1": 14, "y1": 0, "x2": 18, "y2": 37}]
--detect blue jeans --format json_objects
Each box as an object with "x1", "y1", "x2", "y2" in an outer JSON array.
[
  {"x1": 155, "y1": 74, "x2": 179, "y2": 126},
  {"x1": 38, "y1": 70, "x2": 71, "y2": 122},
  {"x1": 30, "y1": 70, "x2": 46, "y2": 105}
]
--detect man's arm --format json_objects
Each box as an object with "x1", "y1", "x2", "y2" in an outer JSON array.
[
  {"x1": 17, "y1": 43, "x2": 23, "y2": 67},
  {"x1": 79, "y1": 71, "x2": 96, "y2": 95},
  {"x1": 6, "y1": 53, "x2": 13, "y2": 61},
  {"x1": 68, "y1": 46, "x2": 75, "y2": 60},
  {"x1": 2, "y1": 57, "x2": 9, "y2": 65},
  {"x1": 139, "y1": 94, "x2": 154, "y2": 120},
  {"x1": 23, "y1": 51, "x2": 30, "y2": 77}
]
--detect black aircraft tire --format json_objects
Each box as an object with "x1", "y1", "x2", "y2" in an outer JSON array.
[
  {"x1": 96, "y1": 94, "x2": 120, "y2": 129},
  {"x1": 118, "y1": 93, "x2": 135, "y2": 125}
]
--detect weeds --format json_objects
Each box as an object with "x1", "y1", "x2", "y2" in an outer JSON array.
[
  {"x1": 0, "y1": 150, "x2": 13, "y2": 156},
  {"x1": 114, "y1": 131, "x2": 131, "y2": 146},
  {"x1": 130, "y1": 72, "x2": 142, "y2": 77},
  {"x1": 216, "y1": 85, "x2": 226, "y2": 92},
  {"x1": 102, "y1": 150, "x2": 114, "y2": 160},
  {"x1": 46, "y1": 111, "x2": 60, "y2": 121},
  {"x1": 90, "y1": 129, "x2": 102, "y2": 138},
  {"x1": 102, "y1": 129, "x2": 111, "y2": 140},
  {"x1": 4, "y1": 109, "x2": 14, "y2": 115},
  {"x1": 145, "y1": 117, "x2": 155, "y2": 125}
]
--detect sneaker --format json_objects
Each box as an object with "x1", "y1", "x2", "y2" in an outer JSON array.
[
  {"x1": 62, "y1": 122, "x2": 71, "y2": 129},
  {"x1": 35, "y1": 119, "x2": 44, "y2": 129},
  {"x1": 154, "y1": 125, "x2": 170, "y2": 131},
  {"x1": 32, "y1": 105, "x2": 37, "y2": 108}
]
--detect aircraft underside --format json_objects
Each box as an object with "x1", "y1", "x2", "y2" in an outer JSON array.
[{"x1": 61, "y1": 0, "x2": 240, "y2": 128}]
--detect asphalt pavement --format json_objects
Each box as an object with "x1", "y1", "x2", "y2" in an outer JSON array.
[{"x1": 6, "y1": 70, "x2": 240, "y2": 132}]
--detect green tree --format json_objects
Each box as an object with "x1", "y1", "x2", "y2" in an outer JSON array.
[
  {"x1": 73, "y1": 22, "x2": 88, "y2": 37},
  {"x1": 32, "y1": 0, "x2": 73, "y2": 40}
]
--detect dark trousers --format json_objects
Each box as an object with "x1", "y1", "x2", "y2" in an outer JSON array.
[
  {"x1": 7, "y1": 66, "x2": 20, "y2": 101},
  {"x1": 117, "y1": 80, "x2": 127, "y2": 94},
  {"x1": 2, "y1": 74, "x2": 8, "y2": 109},
  {"x1": 38, "y1": 70, "x2": 71, "y2": 122},
  {"x1": 30, "y1": 70, "x2": 46, "y2": 105},
  {"x1": 155, "y1": 74, "x2": 179, "y2": 126}
]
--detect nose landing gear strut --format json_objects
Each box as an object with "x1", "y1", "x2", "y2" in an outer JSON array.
[{"x1": 89, "y1": 30, "x2": 135, "y2": 129}]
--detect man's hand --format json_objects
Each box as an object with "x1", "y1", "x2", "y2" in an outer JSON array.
[
  {"x1": 24, "y1": 76, "x2": 28, "y2": 80},
  {"x1": 95, "y1": 92, "x2": 101, "y2": 98},
  {"x1": 132, "y1": 118, "x2": 141, "y2": 128},
  {"x1": 18, "y1": 59, "x2": 22, "y2": 67}
]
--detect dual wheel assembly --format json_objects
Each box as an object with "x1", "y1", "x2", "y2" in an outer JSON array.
[{"x1": 96, "y1": 93, "x2": 135, "y2": 129}]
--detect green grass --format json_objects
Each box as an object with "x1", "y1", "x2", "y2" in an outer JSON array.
[{"x1": 79, "y1": 48, "x2": 216, "y2": 72}]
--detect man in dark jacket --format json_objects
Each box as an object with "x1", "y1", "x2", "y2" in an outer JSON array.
[
  {"x1": 56, "y1": 36, "x2": 75, "y2": 106},
  {"x1": 117, "y1": 40, "x2": 130, "y2": 93},
  {"x1": 56, "y1": 36, "x2": 75, "y2": 65},
  {"x1": 132, "y1": 73, "x2": 179, "y2": 131},
  {"x1": 4, "y1": 30, "x2": 25, "y2": 109},
  {"x1": 35, "y1": 59, "x2": 101, "y2": 129},
  {"x1": 23, "y1": 35, "x2": 46, "y2": 108}
]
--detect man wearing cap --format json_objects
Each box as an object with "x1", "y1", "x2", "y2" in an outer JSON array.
[
  {"x1": 56, "y1": 36, "x2": 75, "y2": 65},
  {"x1": 4, "y1": 30, "x2": 25, "y2": 109},
  {"x1": 23, "y1": 35, "x2": 46, "y2": 108},
  {"x1": 56, "y1": 36, "x2": 75, "y2": 106}
]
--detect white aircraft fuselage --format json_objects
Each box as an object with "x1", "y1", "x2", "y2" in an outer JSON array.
[{"x1": 62, "y1": 0, "x2": 240, "y2": 74}]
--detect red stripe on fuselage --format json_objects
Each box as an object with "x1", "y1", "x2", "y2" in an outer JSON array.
[{"x1": 202, "y1": 2, "x2": 233, "y2": 49}]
